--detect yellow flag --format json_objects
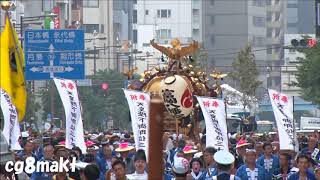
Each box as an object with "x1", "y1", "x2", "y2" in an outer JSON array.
[{"x1": 0, "y1": 16, "x2": 27, "y2": 122}]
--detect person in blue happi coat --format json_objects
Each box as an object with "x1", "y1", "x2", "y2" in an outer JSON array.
[
  {"x1": 96, "y1": 144, "x2": 113, "y2": 180},
  {"x1": 288, "y1": 154, "x2": 316, "y2": 180},
  {"x1": 236, "y1": 148, "x2": 267, "y2": 180},
  {"x1": 30, "y1": 144, "x2": 55, "y2": 180},
  {"x1": 203, "y1": 147, "x2": 218, "y2": 178},
  {"x1": 256, "y1": 142, "x2": 280, "y2": 179},
  {"x1": 211, "y1": 150, "x2": 241, "y2": 180},
  {"x1": 188, "y1": 158, "x2": 206, "y2": 180}
]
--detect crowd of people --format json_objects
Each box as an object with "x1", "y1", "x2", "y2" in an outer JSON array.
[{"x1": 1, "y1": 128, "x2": 320, "y2": 180}]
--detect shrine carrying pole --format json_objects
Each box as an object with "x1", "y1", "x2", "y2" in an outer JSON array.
[{"x1": 148, "y1": 92, "x2": 165, "y2": 179}]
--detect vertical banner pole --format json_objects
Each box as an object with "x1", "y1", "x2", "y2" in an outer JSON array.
[{"x1": 148, "y1": 92, "x2": 165, "y2": 180}]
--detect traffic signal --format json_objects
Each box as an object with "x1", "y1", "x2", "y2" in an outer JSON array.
[
  {"x1": 291, "y1": 38, "x2": 317, "y2": 48},
  {"x1": 101, "y1": 83, "x2": 109, "y2": 96},
  {"x1": 101, "y1": 83, "x2": 109, "y2": 90}
]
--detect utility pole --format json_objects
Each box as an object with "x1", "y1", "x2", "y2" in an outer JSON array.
[
  {"x1": 49, "y1": 81, "x2": 55, "y2": 122},
  {"x1": 94, "y1": 45, "x2": 97, "y2": 75}
]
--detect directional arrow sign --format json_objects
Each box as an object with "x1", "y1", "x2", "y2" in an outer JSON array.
[{"x1": 25, "y1": 29, "x2": 85, "y2": 80}]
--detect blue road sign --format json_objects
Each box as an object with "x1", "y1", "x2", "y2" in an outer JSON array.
[{"x1": 24, "y1": 29, "x2": 85, "y2": 80}]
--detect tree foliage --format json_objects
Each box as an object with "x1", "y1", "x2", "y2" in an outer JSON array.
[
  {"x1": 229, "y1": 44, "x2": 262, "y2": 109},
  {"x1": 40, "y1": 70, "x2": 130, "y2": 131},
  {"x1": 80, "y1": 70, "x2": 129, "y2": 130},
  {"x1": 296, "y1": 44, "x2": 320, "y2": 107}
]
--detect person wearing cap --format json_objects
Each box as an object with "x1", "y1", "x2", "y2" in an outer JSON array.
[
  {"x1": 235, "y1": 149, "x2": 267, "y2": 180},
  {"x1": 115, "y1": 142, "x2": 135, "y2": 174},
  {"x1": 203, "y1": 147, "x2": 218, "y2": 178},
  {"x1": 288, "y1": 154, "x2": 316, "y2": 180},
  {"x1": 87, "y1": 145, "x2": 99, "y2": 157},
  {"x1": 172, "y1": 155, "x2": 190, "y2": 180},
  {"x1": 187, "y1": 158, "x2": 205, "y2": 180},
  {"x1": 256, "y1": 142, "x2": 280, "y2": 179},
  {"x1": 126, "y1": 149, "x2": 148, "y2": 180},
  {"x1": 211, "y1": 150, "x2": 240, "y2": 180},
  {"x1": 234, "y1": 139, "x2": 251, "y2": 169},
  {"x1": 183, "y1": 145, "x2": 199, "y2": 161},
  {"x1": 52, "y1": 147, "x2": 75, "y2": 180}
]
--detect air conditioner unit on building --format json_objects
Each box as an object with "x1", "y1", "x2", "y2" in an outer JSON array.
[{"x1": 55, "y1": 0, "x2": 69, "y2": 4}]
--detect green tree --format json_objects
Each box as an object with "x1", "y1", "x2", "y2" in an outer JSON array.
[
  {"x1": 40, "y1": 70, "x2": 130, "y2": 130},
  {"x1": 40, "y1": 81, "x2": 64, "y2": 127},
  {"x1": 190, "y1": 47, "x2": 208, "y2": 71},
  {"x1": 230, "y1": 44, "x2": 262, "y2": 109},
  {"x1": 296, "y1": 44, "x2": 320, "y2": 106},
  {"x1": 85, "y1": 70, "x2": 129, "y2": 130}
]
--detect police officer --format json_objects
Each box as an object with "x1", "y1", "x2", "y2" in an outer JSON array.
[{"x1": 211, "y1": 150, "x2": 240, "y2": 180}]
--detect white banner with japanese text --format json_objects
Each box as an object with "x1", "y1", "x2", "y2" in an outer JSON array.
[
  {"x1": 54, "y1": 78, "x2": 86, "y2": 153},
  {"x1": 0, "y1": 88, "x2": 22, "y2": 150},
  {"x1": 196, "y1": 96, "x2": 228, "y2": 151},
  {"x1": 124, "y1": 89, "x2": 150, "y2": 157},
  {"x1": 268, "y1": 89, "x2": 297, "y2": 151}
]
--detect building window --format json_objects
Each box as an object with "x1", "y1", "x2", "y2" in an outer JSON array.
[
  {"x1": 133, "y1": 0, "x2": 137, "y2": 4},
  {"x1": 157, "y1": 9, "x2": 171, "y2": 18},
  {"x1": 100, "y1": 24, "x2": 104, "y2": 33},
  {"x1": 145, "y1": 10, "x2": 149, "y2": 15},
  {"x1": 133, "y1": 30, "x2": 137, "y2": 43},
  {"x1": 210, "y1": 0, "x2": 215, "y2": 5},
  {"x1": 267, "y1": 45, "x2": 272, "y2": 54},
  {"x1": 253, "y1": 16, "x2": 265, "y2": 27},
  {"x1": 267, "y1": 28, "x2": 273, "y2": 38},
  {"x1": 287, "y1": 8, "x2": 298, "y2": 23},
  {"x1": 192, "y1": 29, "x2": 200, "y2": 39},
  {"x1": 267, "y1": 12, "x2": 272, "y2": 22},
  {"x1": 210, "y1": 35, "x2": 215, "y2": 45},
  {"x1": 133, "y1": 10, "x2": 137, "y2": 24},
  {"x1": 156, "y1": 29, "x2": 172, "y2": 39},
  {"x1": 210, "y1": 15, "x2": 215, "y2": 24},
  {"x1": 253, "y1": 36, "x2": 265, "y2": 47},
  {"x1": 253, "y1": 0, "x2": 265, "y2": 7},
  {"x1": 83, "y1": 0, "x2": 99, "y2": 8},
  {"x1": 82, "y1": 24, "x2": 99, "y2": 33},
  {"x1": 266, "y1": 0, "x2": 271, "y2": 5}
]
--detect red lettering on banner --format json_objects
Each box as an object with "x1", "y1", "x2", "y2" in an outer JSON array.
[
  {"x1": 130, "y1": 94, "x2": 137, "y2": 101},
  {"x1": 68, "y1": 82, "x2": 74, "y2": 90},
  {"x1": 212, "y1": 101, "x2": 219, "y2": 108},
  {"x1": 273, "y1": 93, "x2": 280, "y2": 100},
  {"x1": 281, "y1": 96, "x2": 288, "y2": 103},
  {"x1": 139, "y1": 94, "x2": 145, "y2": 101},
  {"x1": 61, "y1": 82, "x2": 67, "y2": 88},
  {"x1": 203, "y1": 101, "x2": 210, "y2": 107}
]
